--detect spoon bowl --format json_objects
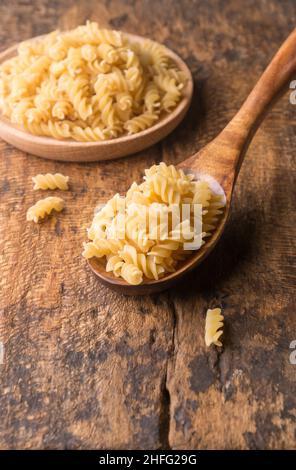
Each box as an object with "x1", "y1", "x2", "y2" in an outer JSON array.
[
  {"x1": 88, "y1": 182, "x2": 229, "y2": 295},
  {"x1": 0, "y1": 34, "x2": 193, "y2": 162},
  {"x1": 88, "y1": 27, "x2": 296, "y2": 294},
  {"x1": 88, "y1": 165, "x2": 229, "y2": 295}
]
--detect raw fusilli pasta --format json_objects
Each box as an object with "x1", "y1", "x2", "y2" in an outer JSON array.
[
  {"x1": 83, "y1": 162, "x2": 225, "y2": 285},
  {"x1": 26, "y1": 196, "x2": 64, "y2": 222},
  {"x1": 205, "y1": 308, "x2": 224, "y2": 347},
  {"x1": 120, "y1": 263, "x2": 143, "y2": 285},
  {"x1": 0, "y1": 22, "x2": 186, "y2": 141},
  {"x1": 32, "y1": 173, "x2": 69, "y2": 190}
]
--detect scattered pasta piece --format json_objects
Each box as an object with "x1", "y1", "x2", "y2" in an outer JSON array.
[
  {"x1": 26, "y1": 196, "x2": 64, "y2": 223},
  {"x1": 205, "y1": 308, "x2": 224, "y2": 347},
  {"x1": 32, "y1": 173, "x2": 69, "y2": 190},
  {"x1": 83, "y1": 162, "x2": 225, "y2": 285},
  {"x1": 0, "y1": 22, "x2": 186, "y2": 141}
]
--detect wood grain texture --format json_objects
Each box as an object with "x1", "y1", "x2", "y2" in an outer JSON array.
[{"x1": 0, "y1": 0, "x2": 296, "y2": 449}]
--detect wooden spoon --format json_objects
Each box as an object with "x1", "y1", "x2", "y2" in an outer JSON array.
[
  {"x1": 89, "y1": 28, "x2": 296, "y2": 295},
  {"x1": 0, "y1": 34, "x2": 193, "y2": 162}
]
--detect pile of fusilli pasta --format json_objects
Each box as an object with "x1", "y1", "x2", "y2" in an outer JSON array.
[
  {"x1": 83, "y1": 162, "x2": 225, "y2": 285},
  {"x1": 0, "y1": 22, "x2": 186, "y2": 141}
]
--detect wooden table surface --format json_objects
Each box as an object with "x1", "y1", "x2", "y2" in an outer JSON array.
[{"x1": 0, "y1": 0, "x2": 296, "y2": 450}]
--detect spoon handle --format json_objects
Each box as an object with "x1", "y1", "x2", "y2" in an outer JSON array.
[
  {"x1": 181, "y1": 28, "x2": 296, "y2": 186},
  {"x1": 221, "y1": 27, "x2": 296, "y2": 170}
]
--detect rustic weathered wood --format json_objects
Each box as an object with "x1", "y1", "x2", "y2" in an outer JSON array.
[
  {"x1": 0, "y1": 37, "x2": 193, "y2": 162},
  {"x1": 1, "y1": 0, "x2": 296, "y2": 450}
]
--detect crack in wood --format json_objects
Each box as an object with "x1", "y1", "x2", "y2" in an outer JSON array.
[
  {"x1": 158, "y1": 367, "x2": 171, "y2": 450},
  {"x1": 209, "y1": 346, "x2": 225, "y2": 391},
  {"x1": 157, "y1": 293, "x2": 178, "y2": 449}
]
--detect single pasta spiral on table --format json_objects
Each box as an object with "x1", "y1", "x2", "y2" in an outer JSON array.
[
  {"x1": 26, "y1": 196, "x2": 64, "y2": 223},
  {"x1": 83, "y1": 162, "x2": 225, "y2": 285},
  {"x1": 0, "y1": 22, "x2": 187, "y2": 141},
  {"x1": 32, "y1": 173, "x2": 69, "y2": 190},
  {"x1": 205, "y1": 308, "x2": 224, "y2": 347}
]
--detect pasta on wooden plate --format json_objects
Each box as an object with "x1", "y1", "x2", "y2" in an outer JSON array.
[
  {"x1": 83, "y1": 162, "x2": 225, "y2": 285},
  {"x1": 0, "y1": 22, "x2": 186, "y2": 141}
]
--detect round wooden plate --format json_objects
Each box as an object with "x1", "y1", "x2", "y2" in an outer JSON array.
[{"x1": 0, "y1": 33, "x2": 193, "y2": 162}]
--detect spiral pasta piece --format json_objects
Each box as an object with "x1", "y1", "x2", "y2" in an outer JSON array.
[
  {"x1": 76, "y1": 21, "x2": 123, "y2": 47},
  {"x1": 205, "y1": 308, "x2": 224, "y2": 347},
  {"x1": 82, "y1": 241, "x2": 103, "y2": 259},
  {"x1": 24, "y1": 120, "x2": 72, "y2": 139},
  {"x1": 144, "y1": 161, "x2": 193, "y2": 185},
  {"x1": 59, "y1": 74, "x2": 92, "y2": 120},
  {"x1": 148, "y1": 240, "x2": 180, "y2": 258},
  {"x1": 120, "y1": 263, "x2": 143, "y2": 285},
  {"x1": 144, "y1": 82, "x2": 161, "y2": 113},
  {"x1": 26, "y1": 197, "x2": 64, "y2": 223},
  {"x1": 106, "y1": 255, "x2": 124, "y2": 277},
  {"x1": 32, "y1": 173, "x2": 69, "y2": 191},
  {"x1": 143, "y1": 39, "x2": 170, "y2": 68},
  {"x1": 119, "y1": 245, "x2": 164, "y2": 280},
  {"x1": 52, "y1": 101, "x2": 74, "y2": 120},
  {"x1": 70, "y1": 125, "x2": 107, "y2": 142},
  {"x1": 124, "y1": 112, "x2": 158, "y2": 134},
  {"x1": 143, "y1": 173, "x2": 190, "y2": 204}
]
